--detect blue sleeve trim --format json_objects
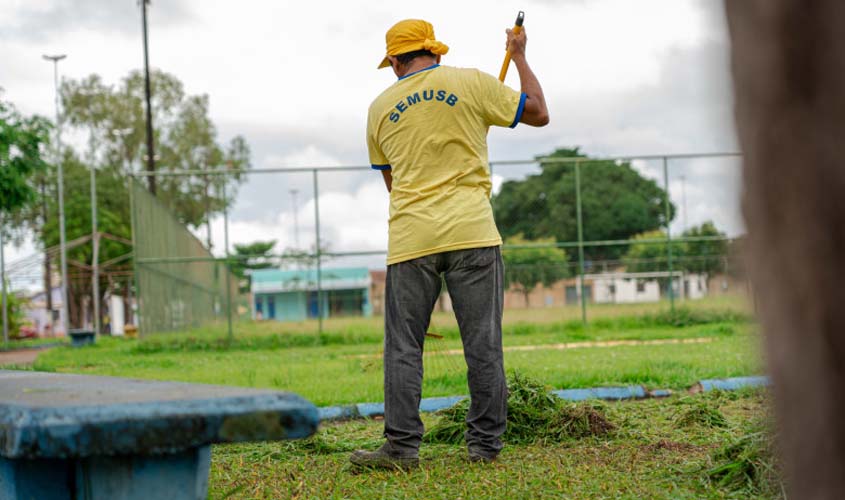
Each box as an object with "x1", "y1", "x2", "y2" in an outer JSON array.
[
  {"x1": 371, "y1": 164, "x2": 392, "y2": 171},
  {"x1": 509, "y1": 93, "x2": 528, "y2": 128}
]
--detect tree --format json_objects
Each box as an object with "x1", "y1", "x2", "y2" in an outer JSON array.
[
  {"x1": 5, "y1": 290, "x2": 29, "y2": 339},
  {"x1": 621, "y1": 229, "x2": 679, "y2": 275},
  {"x1": 727, "y1": 1, "x2": 845, "y2": 496},
  {"x1": 679, "y1": 221, "x2": 728, "y2": 277},
  {"x1": 60, "y1": 70, "x2": 251, "y2": 230},
  {"x1": 622, "y1": 222, "x2": 728, "y2": 278},
  {"x1": 38, "y1": 153, "x2": 133, "y2": 328},
  {"x1": 493, "y1": 148, "x2": 674, "y2": 261},
  {"x1": 0, "y1": 97, "x2": 51, "y2": 220},
  {"x1": 502, "y1": 235, "x2": 569, "y2": 307},
  {"x1": 229, "y1": 240, "x2": 277, "y2": 293}
]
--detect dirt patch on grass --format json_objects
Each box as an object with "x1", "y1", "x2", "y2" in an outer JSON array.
[{"x1": 0, "y1": 348, "x2": 46, "y2": 366}]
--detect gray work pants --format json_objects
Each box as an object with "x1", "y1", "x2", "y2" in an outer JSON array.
[{"x1": 383, "y1": 245, "x2": 507, "y2": 457}]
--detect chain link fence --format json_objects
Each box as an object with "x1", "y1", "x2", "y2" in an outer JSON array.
[{"x1": 129, "y1": 152, "x2": 745, "y2": 337}]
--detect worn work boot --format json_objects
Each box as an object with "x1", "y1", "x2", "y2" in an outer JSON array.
[
  {"x1": 467, "y1": 448, "x2": 498, "y2": 464},
  {"x1": 349, "y1": 443, "x2": 419, "y2": 471}
]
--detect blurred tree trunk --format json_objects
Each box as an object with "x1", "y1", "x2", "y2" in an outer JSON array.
[{"x1": 726, "y1": 1, "x2": 845, "y2": 498}]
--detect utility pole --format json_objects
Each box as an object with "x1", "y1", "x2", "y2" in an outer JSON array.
[
  {"x1": 42, "y1": 54, "x2": 70, "y2": 336},
  {"x1": 140, "y1": 0, "x2": 156, "y2": 194}
]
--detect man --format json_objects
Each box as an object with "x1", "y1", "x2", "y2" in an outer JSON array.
[{"x1": 350, "y1": 19, "x2": 549, "y2": 470}]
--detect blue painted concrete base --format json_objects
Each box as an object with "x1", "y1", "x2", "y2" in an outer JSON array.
[
  {"x1": 317, "y1": 376, "x2": 771, "y2": 422},
  {"x1": 69, "y1": 329, "x2": 95, "y2": 347},
  {"x1": 691, "y1": 376, "x2": 770, "y2": 393},
  {"x1": 0, "y1": 446, "x2": 210, "y2": 500}
]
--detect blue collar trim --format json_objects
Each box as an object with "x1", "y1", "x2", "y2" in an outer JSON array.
[{"x1": 398, "y1": 64, "x2": 440, "y2": 81}]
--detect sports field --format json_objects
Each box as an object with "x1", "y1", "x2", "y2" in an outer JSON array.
[
  {"x1": 13, "y1": 295, "x2": 779, "y2": 498},
  {"x1": 32, "y1": 296, "x2": 758, "y2": 406}
]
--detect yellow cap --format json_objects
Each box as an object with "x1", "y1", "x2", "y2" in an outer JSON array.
[{"x1": 378, "y1": 19, "x2": 449, "y2": 69}]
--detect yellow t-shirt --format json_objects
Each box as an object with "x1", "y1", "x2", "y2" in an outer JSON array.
[{"x1": 367, "y1": 64, "x2": 526, "y2": 265}]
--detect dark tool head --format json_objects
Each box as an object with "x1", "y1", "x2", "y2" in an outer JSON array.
[{"x1": 516, "y1": 11, "x2": 525, "y2": 27}]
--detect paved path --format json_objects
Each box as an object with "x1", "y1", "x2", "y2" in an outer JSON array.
[{"x1": 0, "y1": 348, "x2": 45, "y2": 366}]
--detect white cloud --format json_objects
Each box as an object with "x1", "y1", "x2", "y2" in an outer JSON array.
[
  {"x1": 3, "y1": 0, "x2": 744, "y2": 275},
  {"x1": 263, "y1": 145, "x2": 343, "y2": 169},
  {"x1": 203, "y1": 180, "x2": 389, "y2": 260}
]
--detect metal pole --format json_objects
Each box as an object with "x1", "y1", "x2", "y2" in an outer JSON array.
[
  {"x1": 43, "y1": 54, "x2": 70, "y2": 336},
  {"x1": 290, "y1": 188, "x2": 300, "y2": 249},
  {"x1": 1, "y1": 221, "x2": 8, "y2": 346},
  {"x1": 313, "y1": 170, "x2": 323, "y2": 334},
  {"x1": 223, "y1": 183, "x2": 233, "y2": 341},
  {"x1": 140, "y1": 0, "x2": 156, "y2": 195},
  {"x1": 575, "y1": 161, "x2": 587, "y2": 325},
  {"x1": 91, "y1": 164, "x2": 100, "y2": 335},
  {"x1": 681, "y1": 175, "x2": 688, "y2": 231},
  {"x1": 40, "y1": 181, "x2": 53, "y2": 335},
  {"x1": 128, "y1": 179, "x2": 142, "y2": 336},
  {"x1": 663, "y1": 157, "x2": 675, "y2": 312}
]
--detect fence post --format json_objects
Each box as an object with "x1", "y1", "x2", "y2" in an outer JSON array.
[
  {"x1": 662, "y1": 157, "x2": 676, "y2": 313},
  {"x1": 128, "y1": 179, "x2": 142, "y2": 337},
  {"x1": 223, "y1": 183, "x2": 233, "y2": 341},
  {"x1": 575, "y1": 161, "x2": 587, "y2": 325},
  {"x1": 313, "y1": 170, "x2": 323, "y2": 334},
  {"x1": 1, "y1": 218, "x2": 7, "y2": 347},
  {"x1": 90, "y1": 164, "x2": 100, "y2": 335}
]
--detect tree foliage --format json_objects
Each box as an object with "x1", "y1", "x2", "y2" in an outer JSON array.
[
  {"x1": 230, "y1": 240, "x2": 277, "y2": 293},
  {"x1": 493, "y1": 148, "x2": 674, "y2": 261},
  {"x1": 0, "y1": 97, "x2": 51, "y2": 219},
  {"x1": 59, "y1": 70, "x2": 251, "y2": 228},
  {"x1": 502, "y1": 235, "x2": 570, "y2": 306},
  {"x1": 41, "y1": 153, "x2": 133, "y2": 327},
  {"x1": 622, "y1": 221, "x2": 728, "y2": 277}
]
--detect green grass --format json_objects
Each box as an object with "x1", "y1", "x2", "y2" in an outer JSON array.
[
  {"x1": 9, "y1": 295, "x2": 780, "y2": 498},
  {"x1": 210, "y1": 390, "x2": 780, "y2": 499},
  {"x1": 425, "y1": 373, "x2": 615, "y2": 446},
  {"x1": 1, "y1": 337, "x2": 68, "y2": 351},
  {"x1": 31, "y1": 310, "x2": 760, "y2": 406}
]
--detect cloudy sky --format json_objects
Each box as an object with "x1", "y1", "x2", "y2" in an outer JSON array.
[{"x1": 2, "y1": 0, "x2": 742, "y2": 282}]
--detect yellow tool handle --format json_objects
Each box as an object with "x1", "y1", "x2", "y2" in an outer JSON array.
[{"x1": 498, "y1": 11, "x2": 525, "y2": 82}]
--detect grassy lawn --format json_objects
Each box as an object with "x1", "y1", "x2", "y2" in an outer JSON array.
[
  {"x1": 10, "y1": 295, "x2": 778, "y2": 498},
  {"x1": 31, "y1": 297, "x2": 760, "y2": 406},
  {"x1": 210, "y1": 390, "x2": 779, "y2": 499}
]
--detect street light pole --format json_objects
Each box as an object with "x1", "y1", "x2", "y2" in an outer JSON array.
[
  {"x1": 42, "y1": 54, "x2": 70, "y2": 336},
  {"x1": 140, "y1": 0, "x2": 156, "y2": 195}
]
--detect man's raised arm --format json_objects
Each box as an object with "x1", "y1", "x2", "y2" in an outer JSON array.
[{"x1": 507, "y1": 27, "x2": 549, "y2": 127}]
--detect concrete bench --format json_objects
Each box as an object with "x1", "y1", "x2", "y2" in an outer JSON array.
[{"x1": 0, "y1": 370, "x2": 318, "y2": 499}]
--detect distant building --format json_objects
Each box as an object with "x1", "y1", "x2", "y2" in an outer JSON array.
[
  {"x1": 24, "y1": 287, "x2": 66, "y2": 336},
  {"x1": 251, "y1": 267, "x2": 372, "y2": 321},
  {"x1": 502, "y1": 271, "x2": 713, "y2": 309}
]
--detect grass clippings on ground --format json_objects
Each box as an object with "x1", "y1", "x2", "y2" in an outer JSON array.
[
  {"x1": 424, "y1": 372, "x2": 614, "y2": 446},
  {"x1": 707, "y1": 419, "x2": 783, "y2": 497},
  {"x1": 673, "y1": 396, "x2": 730, "y2": 429},
  {"x1": 210, "y1": 389, "x2": 780, "y2": 499}
]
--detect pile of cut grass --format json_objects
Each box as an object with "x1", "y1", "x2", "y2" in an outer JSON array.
[
  {"x1": 707, "y1": 419, "x2": 782, "y2": 496},
  {"x1": 424, "y1": 372, "x2": 614, "y2": 445},
  {"x1": 672, "y1": 397, "x2": 729, "y2": 429}
]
